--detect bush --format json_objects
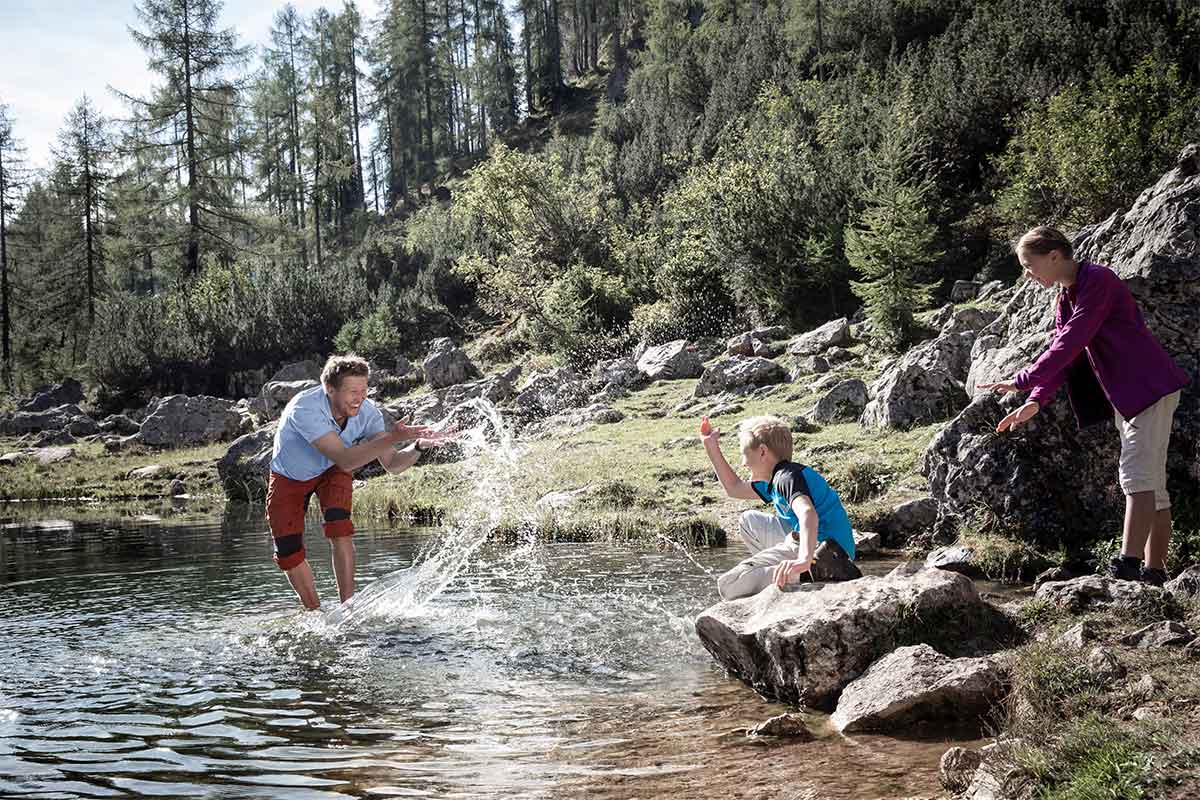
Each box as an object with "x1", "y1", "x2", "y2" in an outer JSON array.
[{"x1": 996, "y1": 55, "x2": 1200, "y2": 230}]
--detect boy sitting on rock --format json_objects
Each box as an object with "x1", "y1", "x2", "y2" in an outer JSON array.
[{"x1": 700, "y1": 414, "x2": 856, "y2": 599}]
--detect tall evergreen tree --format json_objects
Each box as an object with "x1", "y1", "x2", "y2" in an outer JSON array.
[{"x1": 0, "y1": 101, "x2": 29, "y2": 387}]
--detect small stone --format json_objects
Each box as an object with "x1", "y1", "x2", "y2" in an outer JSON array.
[
  {"x1": 1056, "y1": 620, "x2": 1099, "y2": 650},
  {"x1": 1086, "y1": 646, "x2": 1125, "y2": 683},
  {"x1": 939, "y1": 746, "x2": 983, "y2": 793},
  {"x1": 128, "y1": 464, "x2": 171, "y2": 480},
  {"x1": 745, "y1": 712, "x2": 814, "y2": 739},
  {"x1": 1120, "y1": 621, "x2": 1195, "y2": 649},
  {"x1": 168, "y1": 479, "x2": 186, "y2": 497}
]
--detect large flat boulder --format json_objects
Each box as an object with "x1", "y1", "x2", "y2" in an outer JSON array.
[
  {"x1": 830, "y1": 644, "x2": 1006, "y2": 733},
  {"x1": 217, "y1": 425, "x2": 276, "y2": 501},
  {"x1": 787, "y1": 318, "x2": 851, "y2": 356},
  {"x1": 695, "y1": 566, "x2": 1012, "y2": 710}
]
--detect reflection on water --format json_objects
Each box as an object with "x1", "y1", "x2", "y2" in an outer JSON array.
[{"x1": 0, "y1": 515, "x2": 979, "y2": 799}]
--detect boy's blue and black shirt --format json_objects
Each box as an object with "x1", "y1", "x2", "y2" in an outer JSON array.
[{"x1": 751, "y1": 460, "x2": 856, "y2": 559}]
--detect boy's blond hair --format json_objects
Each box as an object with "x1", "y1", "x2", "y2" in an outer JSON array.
[
  {"x1": 321, "y1": 354, "x2": 371, "y2": 389},
  {"x1": 738, "y1": 415, "x2": 793, "y2": 461}
]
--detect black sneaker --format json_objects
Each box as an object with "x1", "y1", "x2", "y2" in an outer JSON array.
[
  {"x1": 1106, "y1": 556, "x2": 1142, "y2": 582},
  {"x1": 1140, "y1": 566, "x2": 1168, "y2": 587}
]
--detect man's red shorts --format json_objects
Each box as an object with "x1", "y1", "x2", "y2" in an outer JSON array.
[{"x1": 266, "y1": 466, "x2": 355, "y2": 570}]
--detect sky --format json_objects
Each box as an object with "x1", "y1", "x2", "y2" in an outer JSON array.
[{"x1": 0, "y1": 0, "x2": 384, "y2": 171}]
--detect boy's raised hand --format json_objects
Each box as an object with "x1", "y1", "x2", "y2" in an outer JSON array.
[{"x1": 698, "y1": 415, "x2": 720, "y2": 446}]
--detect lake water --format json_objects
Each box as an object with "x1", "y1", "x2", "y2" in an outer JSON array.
[{"x1": 0, "y1": 510, "x2": 990, "y2": 800}]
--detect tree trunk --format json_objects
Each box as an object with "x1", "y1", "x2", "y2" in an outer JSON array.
[
  {"x1": 0, "y1": 149, "x2": 9, "y2": 386},
  {"x1": 182, "y1": 0, "x2": 200, "y2": 276}
]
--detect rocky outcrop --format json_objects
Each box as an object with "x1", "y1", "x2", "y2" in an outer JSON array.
[
  {"x1": 809, "y1": 379, "x2": 869, "y2": 424},
  {"x1": 217, "y1": 425, "x2": 276, "y2": 501},
  {"x1": 693, "y1": 356, "x2": 788, "y2": 398},
  {"x1": 787, "y1": 318, "x2": 850, "y2": 356},
  {"x1": 422, "y1": 338, "x2": 478, "y2": 389},
  {"x1": 0, "y1": 404, "x2": 88, "y2": 437},
  {"x1": 927, "y1": 145, "x2": 1200, "y2": 540},
  {"x1": 694, "y1": 566, "x2": 1012, "y2": 710},
  {"x1": 830, "y1": 644, "x2": 1006, "y2": 733},
  {"x1": 860, "y1": 332, "x2": 975, "y2": 429},
  {"x1": 636, "y1": 340, "x2": 704, "y2": 381},
  {"x1": 139, "y1": 395, "x2": 252, "y2": 447}
]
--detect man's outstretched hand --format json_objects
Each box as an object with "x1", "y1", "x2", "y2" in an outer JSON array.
[{"x1": 391, "y1": 422, "x2": 458, "y2": 444}]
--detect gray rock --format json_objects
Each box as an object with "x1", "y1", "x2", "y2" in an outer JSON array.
[
  {"x1": 853, "y1": 530, "x2": 883, "y2": 557},
  {"x1": 950, "y1": 280, "x2": 982, "y2": 303},
  {"x1": 168, "y1": 478, "x2": 186, "y2": 497},
  {"x1": 515, "y1": 368, "x2": 589, "y2": 416},
  {"x1": 940, "y1": 746, "x2": 984, "y2": 794},
  {"x1": 790, "y1": 415, "x2": 821, "y2": 434},
  {"x1": 788, "y1": 317, "x2": 851, "y2": 356},
  {"x1": 0, "y1": 446, "x2": 77, "y2": 467},
  {"x1": 67, "y1": 416, "x2": 100, "y2": 438},
  {"x1": 1165, "y1": 566, "x2": 1200, "y2": 601},
  {"x1": 788, "y1": 355, "x2": 831, "y2": 378},
  {"x1": 708, "y1": 401, "x2": 744, "y2": 417},
  {"x1": 942, "y1": 307, "x2": 1001, "y2": 336},
  {"x1": 745, "y1": 713, "x2": 813, "y2": 739},
  {"x1": 1184, "y1": 637, "x2": 1200, "y2": 659},
  {"x1": 1119, "y1": 621, "x2": 1196, "y2": 649},
  {"x1": 422, "y1": 338, "x2": 478, "y2": 389},
  {"x1": 1033, "y1": 566, "x2": 1075, "y2": 591},
  {"x1": 139, "y1": 395, "x2": 251, "y2": 448},
  {"x1": 752, "y1": 325, "x2": 789, "y2": 342},
  {"x1": 128, "y1": 464, "x2": 171, "y2": 480},
  {"x1": 564, "y1": 403, "x2": 625, "y2": 427},
  {"x1": 252, "y1": 379, "x2": 319, "y2": 422},
  {"x1": 1035, "y1": 575, "x2": 1173, "y2": 615},
  {"x1": 636, "y1": 340, "x2": 703, "y2": 381},
  {"x1": 809, "y1": 379, "x2": 868, "y2": 424},
  {"x1": 933, "y1": 147, "x2": 1200, "y2": 541},
  {"x1": 824, "y1": 346, "x2": 855, "y2": 363},
  {"x1": 1056, "y1": 619, "x2": 1100, "y2": 650},
  {"x1": 977, "y1": 280, "x2": 1008, "y2": 303},
  {"x1": 831, "y1": 644, "x2": 1006, "y2": 733},
  {"x1": 269, "y1": 360, "x2": 321, "y2": 384},
  {"x1": 876, "y1": 497, "x2": 940, "y2": 540},
  {"x1": 926, "y1": 546, "x2": 977, "y2": 577},
  {"x1": 0, "y1": 403, "x2": 86, "y2": 436},
  {"x1": 809, "y1": 539, "x2": 863, "y2": 582},
  {"x1": 961, "y1": 740, "x2": 1036, "y2": 800},
  {"x1": 98, "y1": 414, "x2": 141, "y2": 436},
  {"x1": 1086, "y1": 646, "x2": 1126, "y2": 683},
  {"x1": 694, "y1": 567, "x2": 1006, "y2": 710},
  {"x1": 18, "y1": 378, "x2": 84, "y2": 413},
  {"x1": 694, "y1": 356, "x2": 788, "y2": 398},
  {"x1": 216, "y1": 425, "x2": 276, "y2": 502},
  {"x1": 726, "y1": 332, "x2": 756, "y2": 357},
  {"x1": 592, "y1": 357, "x2": 643, "y2": 389},
  {"x1": 860, "y1": 332, "x2": 975, "y2": 430}
]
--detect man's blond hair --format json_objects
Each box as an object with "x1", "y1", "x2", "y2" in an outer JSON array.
[
  {"x1": 321, "y1": 354, "x2": 371, "y2": 389},
  {"x1": 738, "y1": 415, "x2": 793, "y2": 461}
]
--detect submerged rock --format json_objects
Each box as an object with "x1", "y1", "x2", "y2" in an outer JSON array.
[{"x1": 695, "y1": 567, "x2": 1013, "y2": 710}]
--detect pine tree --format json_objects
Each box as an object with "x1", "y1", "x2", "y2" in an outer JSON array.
[
  {"x1": 844, "y1": 107, "x2": 941, "y2": 350},
  {"x1": 121, "y1": 0, "x2": 251, "y2": 276},
  {"x1": 0, "y1": 101, "x2": 29, "y2": 387}
]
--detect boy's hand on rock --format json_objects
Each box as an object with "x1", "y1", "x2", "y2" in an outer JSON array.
[
  {"x1": 772, "y1": 559, "x2": 812, "y2": 588},
  {"x1": 996, "y1": 401, "x2": 1040, "y2": 432}
]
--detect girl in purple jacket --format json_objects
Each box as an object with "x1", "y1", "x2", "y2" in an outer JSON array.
[{"x1": 980, "y1": 226, "x2": 1189, "y2": 586}]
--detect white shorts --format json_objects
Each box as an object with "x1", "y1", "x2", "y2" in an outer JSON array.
[{"x1": 1115, "y1": 390, "x2": 1180, "y2": 511}]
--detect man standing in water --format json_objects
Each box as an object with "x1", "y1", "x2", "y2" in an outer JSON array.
[{"x1": 268, "y1": 355, "x2": 453, "y2": 610}]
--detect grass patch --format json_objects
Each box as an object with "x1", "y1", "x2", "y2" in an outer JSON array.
[
  {"x1": 1020, "y1": 715, "x2": 1167, "y2": 800},
  {"x1": 491, "y1": 510, "x2": 725, "y2": 547},
  {"x1": 960, "y1": 531, "x2": 1059, "y2": 583}
]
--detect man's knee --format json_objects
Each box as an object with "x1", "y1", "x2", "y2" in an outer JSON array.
[
  {"x1": 273, "y1": 532, "x2": 306, "y2": 571},
  {"x1": 717, "y1": 566, "x2": 759, "y2": 601},
  {"x1": 323, "y1": 506, "x2": 353, "y2": 539}
]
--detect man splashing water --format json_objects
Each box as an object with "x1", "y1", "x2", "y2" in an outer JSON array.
[{"x1": 266, "y1": 355, "x2": 455, "y2": 610}]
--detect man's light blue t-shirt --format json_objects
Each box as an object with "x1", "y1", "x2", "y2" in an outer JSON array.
[{"x1": 270, "y1": 385, "x2": 386, "y2": 481}]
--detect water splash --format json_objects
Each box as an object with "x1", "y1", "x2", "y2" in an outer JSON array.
[{"x1": 327, "y1": 398, "x2": 524, "y2": 629}]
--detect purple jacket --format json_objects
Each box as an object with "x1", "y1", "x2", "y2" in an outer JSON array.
[{"x1": 1014, "y1": 262, "x2": 1189, "y2": 424}]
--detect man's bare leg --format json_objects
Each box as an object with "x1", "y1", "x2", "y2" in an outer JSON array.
[
  {"x1": 331, "y1": 537, "x2": 356, "y2": 603},
  {"x1": 286, "y1": 560, "x2": 321, "y2": 610}
]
